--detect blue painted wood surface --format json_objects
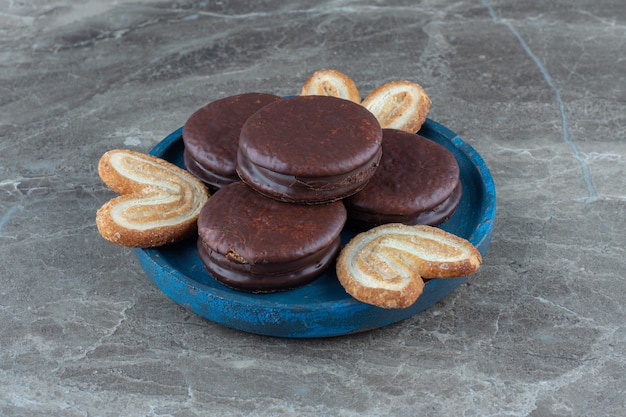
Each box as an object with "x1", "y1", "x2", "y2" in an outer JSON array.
[{"x1": 135, "y1": 119, "x2": 496, "y2": 338}]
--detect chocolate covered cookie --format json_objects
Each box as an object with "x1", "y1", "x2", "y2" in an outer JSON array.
[
  {"x1": 236, "y1": 95, "x2": 383, "y2": 204},
  {"x1": 344, "y1": 129, "x2": 461, "y2": 230},
  {"x1": 196, "y1": 182, "x2": 347, "y2": 293},
  {"x1": 182, "y1": 93, "x2": 281, "y2": 189}
]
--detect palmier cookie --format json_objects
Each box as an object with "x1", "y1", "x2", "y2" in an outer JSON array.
[
  {"x1": 96, "y1": 149, "x2": 209, "y2": 248},
  {"x1": 336, "y1": 224, "x2": 482, "y2": 309},
  {"x1": 361, "y1": 80, "x2": 431, "y2": 133},
  {"x1": 300, "y1": 69, "x2": 361, "y2": 104}
]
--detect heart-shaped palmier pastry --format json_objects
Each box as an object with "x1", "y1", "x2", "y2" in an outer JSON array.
[
  {"x1": 336, "y1": 224, "x2": 481, "y2": 308},
  {"x1": 361, "y1": 80, "x2": 431, "y2": 133},
  {"x1": 96, "y1": 149, "x2": 209, "y2": 248},
  {"x1": 300, "y1": 69, "x2": 362, "y2": 103}
]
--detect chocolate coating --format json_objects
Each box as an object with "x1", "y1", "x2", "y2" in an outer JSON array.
[
  {"x1": 237, "y1": 95, "x2": 383, "y2": 203},
  {"x1": 345, "y1": 129, "x2": 461, "y2": 229},
  {"x1": 348, "y1": 182, "x2": 463, "y2": 230},
  {"x1": 197, "y1": 182, "x2": 347, "y2": 292},
  {"x1": 182, "y1": 93, "x2": 281, "y2": 189}
]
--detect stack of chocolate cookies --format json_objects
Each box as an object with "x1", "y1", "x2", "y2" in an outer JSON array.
[{"x1": 182, "y1": 93, "x2": 462, "y2": 293}]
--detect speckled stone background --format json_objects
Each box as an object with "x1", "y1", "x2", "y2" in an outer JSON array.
[{"x1": 1, "y1": 1, "x2": 625, "y2": 416}]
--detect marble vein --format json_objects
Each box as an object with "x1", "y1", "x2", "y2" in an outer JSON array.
[
  {"x1": 481, "y1": 0, "x2": 598, "y2": 203},
  {"x1": 0, "y1": 206, "x2": 19, "y2": 235}
]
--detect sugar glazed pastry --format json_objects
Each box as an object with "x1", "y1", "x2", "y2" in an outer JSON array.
[
  {"x1": 196, "y1": 182, "x2": 347, "y2": 293},
  {"x1": 300, "y1": 69, "x2": 361, "y2": 103},
  {"x1": 361, "y1": 80, "x2": 431, "y2": 133},
  {"x1": 182, "y1": 92, "x2": 281, "y2": 190},
  {"x1": 96, "y1": 149, "x2": 209, "y2": 248},
  {"x1": 237, "y1": 95, "x2": 383, "y2": 204},
  {"x1": 336, "y1": 224, "x2": 482, "y2": 308},
  {"x1": 344, "y1": 129, "x2": 462, "y2": 230}
]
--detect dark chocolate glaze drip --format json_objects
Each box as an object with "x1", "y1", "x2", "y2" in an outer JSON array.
[
  {"x1": 197, "y1": 236, "x2": 341, "y2": 293},
  {"x1": 183, "y1": 149, "x2": 239, "y2": 190},
  {"x1": 347, "y1": 181, "x2": 463, "y2": 231},
  {"x1": 236, "y1": 146, "x2": 381, "y2": 204}
]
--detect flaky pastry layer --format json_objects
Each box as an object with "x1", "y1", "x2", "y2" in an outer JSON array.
[
  {"x1": 362, "y1": 80, "x2": 431, "y2": 133},
  {"x1": 300, "y1": 69, "x2": 362, "y2": 104},
  {"x1": 96, "y1": 149, "x2": 209, "y2": 248},
  {"x1": 336, "y1": 224, "x2": 481, "y2": 309}
]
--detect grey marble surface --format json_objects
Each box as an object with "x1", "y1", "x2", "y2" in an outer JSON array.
[{"x1": 1, "y1": 0, "x2": 625, "y2": 416}]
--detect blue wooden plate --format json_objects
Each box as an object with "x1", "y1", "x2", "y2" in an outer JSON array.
[{"x1": 135, "y1": 119, "x2": 496, "y2": 338}]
